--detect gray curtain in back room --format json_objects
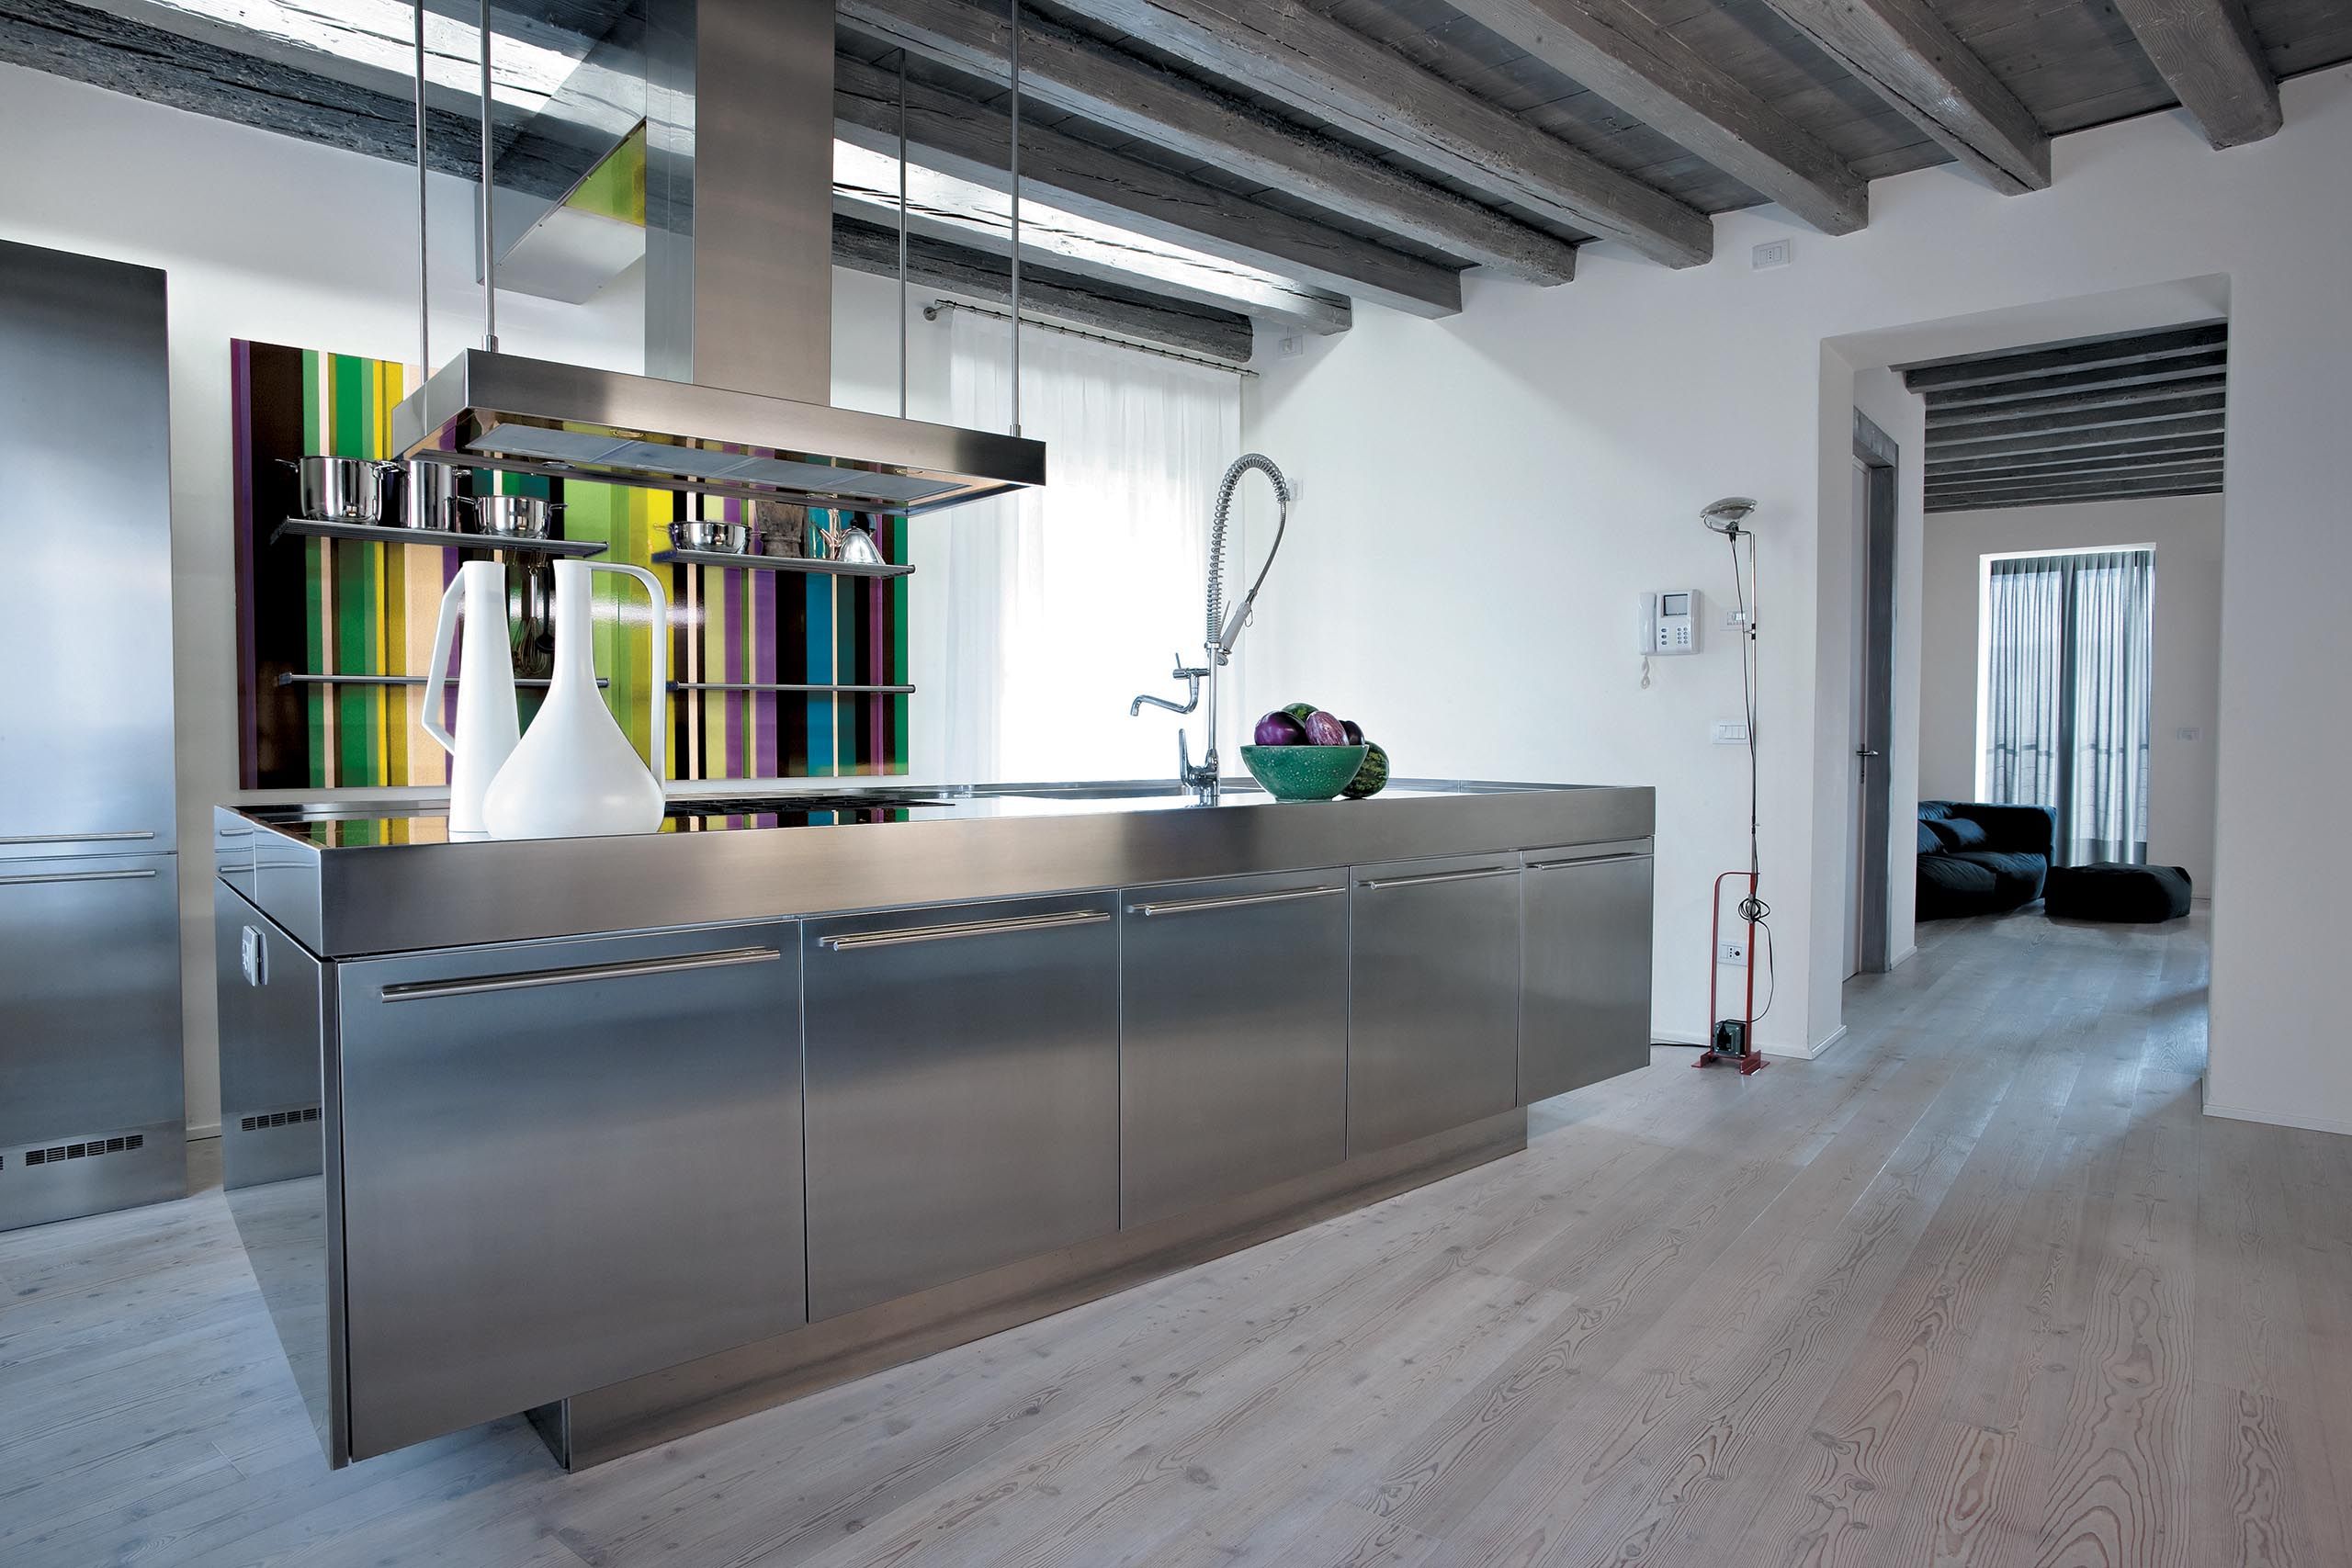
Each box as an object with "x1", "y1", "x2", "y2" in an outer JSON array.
[{"x1": 1983, "y1": 548, "x2": 2154, "y2": 866}]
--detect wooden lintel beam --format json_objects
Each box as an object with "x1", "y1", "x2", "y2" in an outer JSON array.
[
  {"x1": 834, "y1": 56, "x2": 1450, "y2": 321},
  {"x1": 1923, "y1": 350, "x2": 2230, "y2": 410},
  {"x1": 1898, "y1": 322, "x2": 2227, "y2": 390},
  {"x1": 1042, "y1": 0, "x2": 1713, "y2": 265},
  {"x1": 839, "y1": 0, "x2": 1582, "y2": 284},
  {"x1": 2110, "y1": 0, "x2": 2282, "y2": 148},
  {"x1": 1926, "y1": 394, "x2": 2227, "y2": 447},
  {"x1": 1926, "y1": 375, "x2": 2228, "y2": 428},
  {"x1": 1921, "y1": 415, "x2": 2225, "y2": 462},
  {"x1": 1443, "y1": 0, "x2": 1866, "y2": 234},
  {"x1": 832, "y1": 217, "x2": 1253, "y2": 363},
  {"x1": 1758, "y1": 0, "x2": 2050, "y2": 193}
]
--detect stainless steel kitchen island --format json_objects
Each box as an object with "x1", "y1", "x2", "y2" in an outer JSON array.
[{"x1": 213, "y1": 779, "x2": 1655, "y2": 1470}]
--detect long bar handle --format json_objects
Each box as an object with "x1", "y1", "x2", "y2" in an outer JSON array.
[
  {"x1": 818, "y1": 908, "x2": 1108, "y2": 952},
  {"x1": 380, "y1": 945, "x2": 781, "y2": 1002},
  {"x1": 1358, "y1": 866, "x2": 1516, "y2": 891},
  {"x1": 1129, "y1": 885, "x2": 1344, "y2": 918},
  {"x1": 0, "y1": 868, "x2": 160, "y2": 887},
  {"x1": 1524, "y1": 852, "x2": 1654, "y2": 871},
  {"x1": 0, "y1": 830, "x2": 155, "y2": 846}
]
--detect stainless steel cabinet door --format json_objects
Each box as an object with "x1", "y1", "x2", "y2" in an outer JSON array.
[
  {"x1": 803, "y1": 894, "x2": 1119, "y2": 1321},
  {"x1": 1121, "y1": 870, "x2": 1349, "y2": 1228},
  {"x1": 0, "y1": 852, "x2": 185, "y2": 1229},
  {"x1": 336, "y1": 924, "x2": 802, "y2": 1460},
  {"x1": 1348, "y1": 855, "x2": 1521, "y2": 1156},
  {"x1": 1521, "y1": 847, "x2": 1655, "y2": 1102}
]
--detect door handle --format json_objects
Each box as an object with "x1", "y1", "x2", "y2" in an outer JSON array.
[
  {"x1": 817, "y1": 908, "x2": 1110, "y2": 952},
  {"x1": 1855, "y1": 747, "x2": 1882, "y2": 758},
  {"x1": 1524, "y1": 852, "x2": 1653, "y2": 872},
  {"x1": 379, "y1": 945, "x2": 782, "y2": 1002},
  {"x1": 0, "y1": 829, "x2": 156, "y2": 847},
  {"x1": 1358, "y1": 865, "x2": 1516, "y2": 891},
  {"x1": 1129, "y1": 885, "x2": 1344, "y2": 917},
  {"x1": 0, "y1": 867, "x2": 160, "y2": 887}
]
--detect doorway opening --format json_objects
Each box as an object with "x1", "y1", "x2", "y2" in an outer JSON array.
[{"x1": 1847, "y1": 411, "x2": 1899, "y2": 978}]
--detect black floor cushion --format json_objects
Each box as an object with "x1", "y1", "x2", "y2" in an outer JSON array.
[{"x1": 2044, "y1": 863, "x2": 2193, "y2": 922}]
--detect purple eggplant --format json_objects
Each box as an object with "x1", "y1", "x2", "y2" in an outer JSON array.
[
  {"x1": 1304, "y1": 709, "x2": 1349, "y2": 746},
  {"x1": 1255, "y1": 710, "x2": 1308, "y2": 746},
  {"x1": 1340, "y1": 718, "x2": 1364, "y2": 746}
]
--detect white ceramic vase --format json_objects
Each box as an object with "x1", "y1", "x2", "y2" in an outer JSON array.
[
  {"x1": 481, "y1": 558, "x2": 669, "y2": 840},
  {"x1": 421, "y1": 559, "x2": 522, "y2": 839}
]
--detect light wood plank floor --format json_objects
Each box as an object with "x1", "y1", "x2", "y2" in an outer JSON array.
[{"x1": 6, "y1": 908, "x2": 2347, "y2": 1567}]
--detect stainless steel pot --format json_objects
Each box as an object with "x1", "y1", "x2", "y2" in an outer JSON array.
[
  {"x1": 669, "y1": 519, "x2": 753, "y2": 554},
  {"x1": 280, "y1": 456, "x2": 403, "y2": 523},
  {"x1": 401, "y1": 458, "x2": 467, "y2": 530},
  {"x1": 469, "y1": 494, "x2": 563, "y2": 541}
]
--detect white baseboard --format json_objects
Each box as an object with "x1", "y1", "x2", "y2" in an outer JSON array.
[
  {"x1": 1652, "y1": 1028, "x2": 1709, "y2": 1047},
  {"x1": 1888, "y1": 944, "x2": 1918, "y2": 968},
  {"x1": 187, "y1": 1122, "x2": 220, "y2": 1141},
  {"x1": 1804, "y1": 1025, "x2": 1849, "y2": 1061},
  {"x1": 2202, "y1": 1097, "x2": 2352, "y2": 1138}
]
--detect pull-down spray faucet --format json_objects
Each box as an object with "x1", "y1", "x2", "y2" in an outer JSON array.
[{"x1": 1130, "y1": 454, "x2": 1293, "y2": 795}]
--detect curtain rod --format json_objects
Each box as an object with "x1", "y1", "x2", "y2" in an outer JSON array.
[{"x1": 922, "y1": 299, "x2": 1258, "y2": 378}]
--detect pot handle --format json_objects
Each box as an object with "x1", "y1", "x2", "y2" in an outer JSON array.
[
  {"x1": 585, "y1": 562, "x2": 667, "y2": 784},
  {"x1": 421, "y1": 572, "x2": 465, "y2": 756}
]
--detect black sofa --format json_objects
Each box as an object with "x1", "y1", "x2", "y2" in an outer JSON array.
[{"x1": 1917, "y1": 800, "x2": 2054, "y2": 919}]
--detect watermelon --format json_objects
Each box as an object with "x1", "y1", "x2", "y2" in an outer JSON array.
[
  {"x1": 1280, "y1": 701, "x2": 1318, "y2": 726},
  {"x1": 1342, "y1": 741, "x2": 1389, "y2": 798}
]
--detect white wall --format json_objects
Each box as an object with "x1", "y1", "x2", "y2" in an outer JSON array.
[
  {"x1": 1246, "y1": 66, "x2": 2352, "y2": 1127},
  {"x1": 1914, "y1": 495, "x2": 2222, "y2": 887},
  {"x1": 0, "y1": 65, "x2": 910, "y2": 1134}
]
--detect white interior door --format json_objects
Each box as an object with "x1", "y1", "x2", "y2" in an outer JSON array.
[{"x1": 1846, "y1": 458, "x2": 1870, "y2": 979}]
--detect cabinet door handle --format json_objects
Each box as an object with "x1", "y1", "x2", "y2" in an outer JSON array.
[
  {"x1": 1525, "y1": 852, "x2": 1653, "y2": 871},
  {"x1": 379, "y1": 945, "x2": 782, "y2": 1002},
  {"x1": 1129, "y1": 884, "x2": 1344, "y2": 918},
  {"x1": 817, "y1": 908, "x2": 1109, "y2": 952},
  {"x1": 0, "y1": 867, "x2": 160, "y2": 887},
  {"x1": 0, "y1": 829, "x2": 156, "y2": 847},
  {"x1": 1358, "y1": 866, "x2": 1516, "y2": 891}
]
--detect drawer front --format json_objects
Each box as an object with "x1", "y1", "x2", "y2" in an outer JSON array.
[
  {"x1": 1120, "y1": 870, "x2": 1350, "y2": 1228},
  {"x1": 1348, "y1": 856, "x2": 1522, "y2": 1156},
  {"x1": 803, "y1": 893, "x2": 1120, "y2": 1321},
  {"x1": 336, "y1": 924, "x2": 803, "y2": 1458},
  {"x1": 1521, "y1": 848, "x2": 1655, "y2": 1102}
]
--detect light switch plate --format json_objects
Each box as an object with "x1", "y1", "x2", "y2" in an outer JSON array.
[
  {"x1": 1713, "y1": 719, "x2": 1750, "y2": 745},
  {"x1": 241, "y1": 926, "x2": 266, "y2": 988}
]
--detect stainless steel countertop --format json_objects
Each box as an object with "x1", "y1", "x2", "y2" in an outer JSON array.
[{"x1": 215, "y1": 779, "x2": 1654, "y2": 958}]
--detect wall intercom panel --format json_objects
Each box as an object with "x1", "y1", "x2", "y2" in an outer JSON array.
[{"x1": 1640, "y1": 589, "x2": 1702, "y2": 656}]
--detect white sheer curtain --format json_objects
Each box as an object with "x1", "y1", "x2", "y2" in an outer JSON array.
[
  {"x1": 944, "y1": 311, "x2": 1242, "y2": 782},
  {"x1": 1982, "y1": 547, "x2": 2154, "y2": 863}
]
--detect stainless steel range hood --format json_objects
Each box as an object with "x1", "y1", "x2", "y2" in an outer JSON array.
[{"x1": 391, "y1": 0, "x2": 1043, "y2": 515}]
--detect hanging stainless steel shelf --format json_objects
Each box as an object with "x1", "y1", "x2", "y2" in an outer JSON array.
[
  {"x1": 272, "y1": 518, "x2": 609, "y2": 558},
  {"x1": 276, "y1": 673, "x2": 606, "y2": 690},
  {"x1": 651, "y1": 549, "x2": 912, "y2": 580},
  {"x1": 669, "y1": 682, "x2": 916, "y2": 696}
]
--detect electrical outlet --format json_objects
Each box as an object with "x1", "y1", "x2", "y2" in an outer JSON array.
[
  {"x1": 1719, "y1": 940, "x2": 1747, "y2": 964},
  {"x1": 1751, "y1": 238, "x2": 1792, "y2": 271},
  {"x1": 1713, "y1": 719, "x2": 1750, "y2": 745},
  {"x1": 1724, "y1": 606, "x2": 1752, "y2": 627}
]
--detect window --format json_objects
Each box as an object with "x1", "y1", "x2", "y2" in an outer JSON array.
[{"x1": 1979, "y1": 547, "x2": 2154, "y2": 865}]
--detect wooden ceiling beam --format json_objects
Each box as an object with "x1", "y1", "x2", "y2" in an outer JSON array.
[
  {"x1": 1928, "y1": 444, "x2": 2226, "y2": 481},
  {"x1": 1926, "y1": 393, "x2": 2227, "y2": 447},
  {"x1": 1758, "y1": 0, "x2": 2050, "y2": 194},
  {"x1": 1041, "y1": 0, "x2": 1714, "y2": 265},
  {"x1": 834, "y1": 56, "x2": 1451, "y2": 321},
  {"x1": 2109, "y1": 0, "x2": 2283, "y2": 148},
  {"x1": 1922, "y1": 350, "x2": 2229, "y2": 410},
  {"x1": 831, "y1": 215, "x2": 1254, "y2": 363},
  {"x1": 1921, "y1": 414, "x2": 2224, "y2": 462},
  {"x1": 1442, "y1": 0, "x2": 1867, "y2": 234},
  {"x1": 1897, "y1": 322, "x2": 2227, "y2": 389},
  {"x1": 1926, "y1": 375, "x2": 2228, "y2": 428},
  {"x1": 838, "y1": 0, "x2": 1583, "y2": 285},
  {"x1": 1928, "y1": 478, "x2": 2223, "y2": 513},
  {"x1": 1928, "y1": 457, "x2": 2227, "y2": 496}
]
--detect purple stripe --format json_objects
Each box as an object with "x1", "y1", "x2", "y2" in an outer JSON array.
[
  {"x1": 723, "y1": 561, "x2": 744, "y2": 775},
  {"x1": 753, "y1": 567, "x2": 777, "y2": 775}
]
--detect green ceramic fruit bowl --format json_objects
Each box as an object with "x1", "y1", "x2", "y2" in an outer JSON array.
[{"x1": 1239, "y1": 743, "x2": 1369, "y2": 802}]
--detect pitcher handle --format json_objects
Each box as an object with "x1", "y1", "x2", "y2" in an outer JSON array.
[
  {"x1": 421, "y1": 571, "x2": 464, "y2": 755},
  {"x1": 586, "y1": 561, "x2": 668, "y2": 784}
]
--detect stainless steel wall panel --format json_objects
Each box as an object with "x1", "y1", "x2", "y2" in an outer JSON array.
[
  {"x1": 1119, "y1": 870, "x2": 1350, "y2": 1228},
  {"x1": 803, "y1": 894, "x2": 1120, "y2": 1320},
  {"x1": 1347, "y1": 854, "x2": 1523, "y2": 1156},
  {"x1": 1521, "y1": 848, "x2": 1656, "y2": 1102},
  {"x1": 335, "y1": 923, "x2": 804, "y2": 1459}
]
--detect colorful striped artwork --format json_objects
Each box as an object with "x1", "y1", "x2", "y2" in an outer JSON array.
[{"x1": 233, "y1": 338, "x2": 912, "y2": 794}]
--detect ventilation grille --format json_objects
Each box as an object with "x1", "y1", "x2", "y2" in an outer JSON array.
[
  {"x1": 20, "y1": 1134, "x2": 145, "y2": 1168},
  {"x1": 239, "y1": 1107, "x2": 322, "y2": 1133}
]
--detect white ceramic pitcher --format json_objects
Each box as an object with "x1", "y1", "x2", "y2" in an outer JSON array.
[
  {"x1": 421, "y1": 559, "x2": 522, "y2": 839},
  {"x1": 481, "y1": 558, "x2": 669, "y2": 840}
]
